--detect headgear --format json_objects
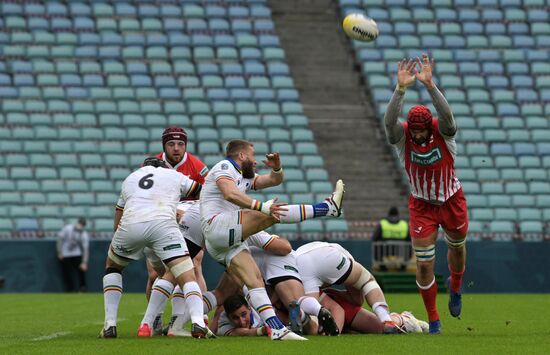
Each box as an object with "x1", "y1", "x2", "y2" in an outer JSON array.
[
  {"x1": 407, "y1": 105, "x2": 433, "y2": 131},
  {"x1": 162, "y1": 126, "x2": 187, "y2": 150}
]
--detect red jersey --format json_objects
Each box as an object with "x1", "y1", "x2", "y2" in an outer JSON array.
[
  {"x1": 395, "y1": 119, "x2": 461, "y2": 203},
  {"x1": 155, "y1": 152, "x2": 209, "y2": 199}
]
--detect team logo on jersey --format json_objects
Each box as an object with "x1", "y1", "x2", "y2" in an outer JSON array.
[
  {"x1": 336, "y1": 256, "x2": 346, "y2": 270},
  {"x1": 284, "y1": 265, "x2": 299, "y2": 273},
  {"x1": 410, "y1": 147, "x2": 442, "y2": 166},
  {"x1": 200, "y1": 166, "x2": 209, "y2": 176},
  {"x1": 221, "y1": 163, "x2": 228, "y2": 170},
  {"x1": 163, "y1": 244, "x2": 182, "y2": 251}
]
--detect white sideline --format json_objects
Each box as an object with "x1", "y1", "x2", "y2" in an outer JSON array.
[{"x1": 32, "y1": 331, "x2": 72, "y2": 341}]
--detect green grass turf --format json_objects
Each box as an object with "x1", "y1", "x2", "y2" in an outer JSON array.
[{"x1": 1, "y1": 293, "x2": 548, "y2": 354}]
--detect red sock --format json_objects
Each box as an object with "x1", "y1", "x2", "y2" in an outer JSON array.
[
  {"x1": 449, "y1": 268, "x2": 465, "y2": 293},
  {"x1": 418, "y1": 281, "x2": 439, "y2": 322}
]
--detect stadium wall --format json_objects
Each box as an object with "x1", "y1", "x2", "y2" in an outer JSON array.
[{"x1": 0, "y1": 240, "x2": 548, "y2": 293}]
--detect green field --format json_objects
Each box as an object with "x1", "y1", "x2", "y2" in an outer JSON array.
[{"x1": 1, "y1": 294, "x2": 548, "y2": 354}]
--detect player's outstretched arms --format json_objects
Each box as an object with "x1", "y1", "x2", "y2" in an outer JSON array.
[
  {"x1": 384, "y1": 59, "x2": 414, "y2": 144},
  {"x1": 415, "y1": 53, "x2": 456, "y2": 136}
]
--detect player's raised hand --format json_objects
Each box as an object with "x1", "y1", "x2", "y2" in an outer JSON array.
[
  {"x1": 397, "y1": 58, "x2": 417, "y2": 89},
  {"x1": 262, "y1": 153, "x2": 281, "y2": 170},
  {"x1": 415, "y1": 53, "x2": 435, "y2": 89}
]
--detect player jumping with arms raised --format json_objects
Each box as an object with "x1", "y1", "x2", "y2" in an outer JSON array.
[{"x1": 384, "y1": 54, "x2": 468, "y2": 334}]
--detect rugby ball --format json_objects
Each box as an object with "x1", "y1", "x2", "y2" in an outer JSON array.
[{"x1": 342, "y1": 13, "x2": 379, "y2": 42}]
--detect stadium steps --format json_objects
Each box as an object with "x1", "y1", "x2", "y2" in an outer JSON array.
[
  {"x1": 373, "y1": 273, "x2": 446, "y2": 293},
  {"x1": 268, "y1": 0, "x2": 408, "y2": 224}
]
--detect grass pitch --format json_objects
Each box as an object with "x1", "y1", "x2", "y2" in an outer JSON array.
[{"x1": 1, "y1": 293, "x2": 548, "y2": 354}]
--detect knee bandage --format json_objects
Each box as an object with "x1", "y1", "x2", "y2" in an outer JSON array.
[
  {"x1": 108, "y1": 248, "x2": 130, "y2": 267},
  {"x1": 414, "y1": 245, "x2": 435, "y2": 261},
  {"x1": 170, "y1": 257, "x2": 194, "y2": 278},
  {"x1": 353, "y1": 266, "x2": 381, "y2": 296},
  {"x1": 445, "y1": 235, "x2": 466, "y2": 248}
]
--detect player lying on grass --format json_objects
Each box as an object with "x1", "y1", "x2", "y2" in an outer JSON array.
[
  {"x1": 99, "y1": 157, "x2": 214, "y2": 339},
  {"x1": 319, "y1": 288, "x2": 428, "y2": 334},
  {"x1": 295, "y1": 241, "x2": 403, "y2": 333},
  {"x1": 164, "y1": 232, "x2": 337, "y2": 337},
  {"x1": 199, "y1": 140, "x2": 345, "y2": 340}
]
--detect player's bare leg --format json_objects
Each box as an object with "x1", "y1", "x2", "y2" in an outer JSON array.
[
  {"x1": 239, "y1": 180, "x2": 345, "y2": 239},
  {"x1": 274, "y1": 279, "x2": 338, "y2": 336},
  {"x1": 412, "y1": 231, "x2": 440, "y2": 334},
  {"x1": 227, "y1": 251, "x2": 307, "y2": 340},
  {"x1": 342, "y1": 261, "x2": 402, "y2": 333},
  {"x1": 168, "y1": 271, "x2": 240, "y2": 336},
  {"x1": 444, "y1": 228, "x2": 467, "y2": 318},
  {"x1": 138, "y1": 256, "x2": 214, "y2": 339}
]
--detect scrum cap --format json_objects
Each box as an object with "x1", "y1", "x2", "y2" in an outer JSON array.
[{"x1": 407, "y1": 105, "x2": 433, "y2": 130}]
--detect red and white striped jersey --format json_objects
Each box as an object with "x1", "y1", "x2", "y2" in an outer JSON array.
[{"x1": 393, "y1": 119, "x2": 461, "y2": 203}]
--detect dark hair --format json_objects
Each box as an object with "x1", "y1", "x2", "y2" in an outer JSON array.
[
  {"x1": 225, "y1": 140, "x2": 253, "y2": 159},
  {"x1": 77, "y1": 217, "x2": 86, "y2": 227},
  {"x1": 143, "y1": 156, "x2": 168, "y2": 168},
  {"x1": 388, "y1": 206, "x2": 399, "y2": 217},
  {"x1": 223, "y1": 294, "x2": 248, "y2": 315}
]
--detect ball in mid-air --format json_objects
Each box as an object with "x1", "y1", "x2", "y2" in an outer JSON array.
[{"x1": 342, "y1": 13, "x2": 379, "y2": 42}]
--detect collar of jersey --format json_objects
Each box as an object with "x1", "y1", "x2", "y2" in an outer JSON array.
[{"x1": 225, "y1": 157, "x2": 242, "y2": 175}]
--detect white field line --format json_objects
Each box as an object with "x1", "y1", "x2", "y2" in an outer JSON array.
[
  {"x1": 31, "y1": 317, "x2": 129, "y2": 341},
  {"x1": 32, "y1": 331, "x2": 72, "y2": 341}
]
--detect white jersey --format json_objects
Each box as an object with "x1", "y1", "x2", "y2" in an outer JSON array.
[
  {"x1": 117, "y1": 166, "x2": 201, "y2": 225},
  {"x1": 200, "y1": 159, "x2": 256, "y2": 222},
  {"x1": 177, "y1": 201, "x2": 203, "y2": 247},
  {"x1": 217, "y1": 308, "x2": 263, "y2": 336}
]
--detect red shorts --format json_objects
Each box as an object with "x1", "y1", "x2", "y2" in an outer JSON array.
[
  {"x1": 409, "y1": 188, "x2": 469, "y2": 239},
  {"x1": 322, "y1": 289, "x2": 361, "y2": 327}
]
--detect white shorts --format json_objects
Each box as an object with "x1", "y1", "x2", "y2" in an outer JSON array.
[
  {"x1": 203, "y1": 211, "x2": 275, "y2": 267},
  {"x1": 111, "y1": 219, "x2": 189, "y2": 262},
  {"x1": 178, "y1": 201, "x2": 203, "y2": 248},
  {"x1": 143, "y1": 247, "x2": 164, "y2": 270},
  {"x1": 251, "y1": 248, "x2": 301, "y2": 285},
  {"x1": 296, "y1": 242, "x2": 354, "y2": 294}
]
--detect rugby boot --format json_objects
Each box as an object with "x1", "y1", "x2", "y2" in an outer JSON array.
[
  {"x1": 318, "y1": 307, "x2": 339, "y2": 336},
  {"x1": 98, "y1": 326, "x2": 117, "y2": 338},
  {"x1": 152, "y1": 314, "x2": 163, "y2": 336},
  {"x1": 447, "y1": 277, "x2": 462, "y2": 318},
  {"x1": 191, "y1": 323, "x2": 216, "y2": 339},
  {"x1": 429, "y1": 320, "x2": 441, "y2": 334},
  {"x1": 326, "y1": 180, "x2": 345, "y2": 217},
  {"x1": 383, "y1": 320, "x2": 406, "y2": 334},
  {"x1": 288, "y1": 301, "x2": 303, "y2": 335},
  {"x1": 137, "y1": 323, "x2": 153, "y2": 337},
  {"x1": 270, "y1": 327, "x2": 307, "y2": 341}
]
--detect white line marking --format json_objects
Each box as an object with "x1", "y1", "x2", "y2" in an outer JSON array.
[{"x1": 32, "y1": 331, "x2": 72, "y2": 341}]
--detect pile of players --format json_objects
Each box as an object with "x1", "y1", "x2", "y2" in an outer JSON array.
[{"x1": 98, "y1": 54, "x2": 466, "y2": 340}]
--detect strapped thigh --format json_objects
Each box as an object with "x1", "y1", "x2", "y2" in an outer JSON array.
[
  {"x1": 445, "y1": 234, "x2": 466, "y2": 248},
  {"x1": 413, "y1": 244, "x2": 436, "y2": 262}
]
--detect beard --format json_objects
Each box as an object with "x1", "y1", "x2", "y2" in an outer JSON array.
[{"x1": 242, "y1": 159, "x2": 255, "y2": 179}]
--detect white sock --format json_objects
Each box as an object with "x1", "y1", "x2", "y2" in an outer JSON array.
[
  {"x1": 278, "y1": 204, "x2": 315, "y2": 223},
  {"x1": 372, "y1": 302, "x2": 392, "y2": 322},
  {"x1": 170, "y1": 285, "x2": 187, "y2": 329},
  {"x1": 184, "y1": 281, "x2": 205, "y2": 327},
  {"x1": 141, "y1": 279, "x2": 174, "y2": 326},
  {"x1": 298, "y1": 296, "x2": 322, "y2": 316},
  {"x1": 246, "y1": 287, "x2": 277, "y2": 321},
  {"x1": 103, "y1": 273, "x2": 123, "y2": 329},
  {"x1": 202, "y1": 291, "x2": 217, "y2": 314}
]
